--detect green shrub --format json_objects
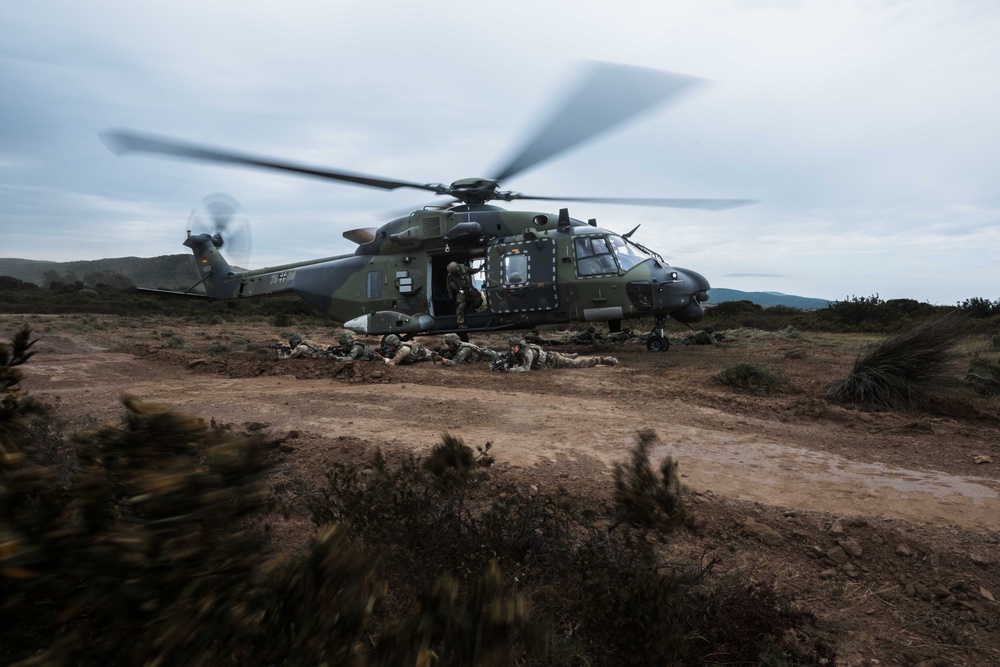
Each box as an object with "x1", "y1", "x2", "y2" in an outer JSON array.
[
  {"x1": 967, "y1": 355, "x2": 1000, "y2": 397},
  {"x1": 718, "y1": 360, "x2": 783, "y2": 395}
]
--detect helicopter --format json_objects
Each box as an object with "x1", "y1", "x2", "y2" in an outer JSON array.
[{"x1": 99, "y1": 61, "x2": 755, "y2": 352}]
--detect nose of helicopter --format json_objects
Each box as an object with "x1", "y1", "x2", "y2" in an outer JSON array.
[{"x1": 655, "y1": 266, "x2": 711, "y2": 323}]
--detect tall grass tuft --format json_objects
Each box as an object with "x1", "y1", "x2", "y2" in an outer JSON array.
[{"x1": 826, "y1": 313, "x2": 966, "y2": 411}]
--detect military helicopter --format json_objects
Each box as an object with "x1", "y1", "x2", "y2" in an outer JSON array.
[{"x1": 100, "y1": 61, "x2": 755, "y2": 352}]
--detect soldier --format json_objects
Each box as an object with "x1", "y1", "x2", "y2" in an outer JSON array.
[
  {"x1": 279, "y1": 333, "x2": 330, "y2": 359},
  {"x1": 383, "y1": 334, "x2": 434, "y2": 366},
  {"x1": 606, "y1": 327, "x2": 636, "y2": 343},
  {"x1": 434, "y1": 332, "x2": 499, "y2": 366},
  {"x1": 524, "y1": 327, "x2": 563, "y2": 345},
  {"x1": 681, "y1": 327, "x2": 716, "y2": 345},
  {"x1": 503, "y1": 335, "x2": 617, "y2": 373},
  {"x1": 446, "y1": 261, "x2": 484, "y2": 328},
  {"x1": 330, "y1": 332, "x2": 381, "y2": 361},
  {"x1": 568, "y1": 325, "x2": 608, "y2": 345}
]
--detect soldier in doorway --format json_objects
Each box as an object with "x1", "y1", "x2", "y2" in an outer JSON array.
[{"x1": 446, "y1": 261, "x2": 484, "y2": 328}]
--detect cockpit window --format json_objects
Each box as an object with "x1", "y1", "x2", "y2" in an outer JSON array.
[
  {"x1": 575, "y1": 236, "x2": 618, "y2": 276},
  {"x1": 610, "y1": 235, "x2": 647, "y2": 272}
]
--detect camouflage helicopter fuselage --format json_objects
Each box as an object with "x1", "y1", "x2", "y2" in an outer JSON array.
[{"x1": 186, "y1": 204, "x2": 710, "y2": 339}]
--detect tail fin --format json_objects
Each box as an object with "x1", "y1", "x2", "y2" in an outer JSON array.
[{"x1": 183, "y1": 233, "x2": 241, "y2": 298}]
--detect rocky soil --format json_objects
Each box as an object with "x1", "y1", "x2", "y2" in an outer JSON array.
[{"x1": 6, "y1": 313, "x2": 1000, "y2": 666}]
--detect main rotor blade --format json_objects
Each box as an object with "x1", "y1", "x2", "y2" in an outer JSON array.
[
  {"x1": 502, "y1": 193, "x2": 757, "y2": 210},
  {"x1": 491, "y1": 62, "x2": 705, "y2": 183},
  {"x1": 99, "y1": 129, "x2": 443, "y2": 194}
]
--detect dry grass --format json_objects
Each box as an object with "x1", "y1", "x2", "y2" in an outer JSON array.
[{"x1": 826, "y1": 313, "x2": 967, "y2": 412}]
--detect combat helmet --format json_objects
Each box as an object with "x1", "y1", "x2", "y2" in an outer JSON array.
[
  {"x1": 508, "y1": 334, "x2": 526, "y2": 348},
  {"x1": 337, "y1": 332, "x2": 355, "y2": 345},
  {"x1": 444, "y1": 333, "x2": 461, "y2": 346},
  {"x1": 384, "y1": 334, "x2": 401, "y2": 349},
  {"x1": 288, "y1": 334, "x2": 303, "y2": 348},
  {"x1": 447, "y1": 261, "x2": 460, "y2": 274}
]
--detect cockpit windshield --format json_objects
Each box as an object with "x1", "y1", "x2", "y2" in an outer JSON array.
[{"x1": 610, "y1": 235, "x2": 648, "y2": 272}]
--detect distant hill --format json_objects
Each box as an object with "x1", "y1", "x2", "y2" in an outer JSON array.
[
  {"x1": 0, "y1": 255, "x2": 199, "y2": 290},
  {"x1": 707, "y1": 288, "x2": 831, "y2": 310}
]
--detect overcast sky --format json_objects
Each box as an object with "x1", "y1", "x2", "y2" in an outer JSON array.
[{"x1": 2, "y1": 0, "x2": 999, "y2": 304}]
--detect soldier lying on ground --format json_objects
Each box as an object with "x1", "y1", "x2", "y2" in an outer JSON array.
[
  {"x1": 329, "y1": 332, "x2": 383, "y2": 361},
  {"x1": 433, "y1": 333, "x2": 500, "y2": 366},
  {"x1": 383, "y1": 334, "x2": 434, "y2": 366},
  {"x1": 566, "y1": 325, "x2": 640, "y2": 345},
  {"x1": 502, "y1": 335, "x2": 617, "y2": 373},
  {"x1": 680, "y1": 326, "x2": 723, "y2": 345},
  {"x1": 277, "y1": 333, "x2": 332, "y2": 359}
]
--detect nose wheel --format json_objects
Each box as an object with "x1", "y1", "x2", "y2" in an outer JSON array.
[{"x1": 647, "y1": 318, "x2": 670, "y2": 352}]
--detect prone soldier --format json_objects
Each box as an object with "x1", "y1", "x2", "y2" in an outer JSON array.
[
  {"x1": 434, "y1": 332, "x2": 499, "y2": 366},
  {"x1": 278, "y1": 333, "x2": 330, "y2": 359},
  {"x1": 330, "y1": 332, "x2": 382, "y2": 361},
  {"x1": 503, "y1": 335, "x2": 617, "y2": 372},
  {"x1": 383, "y1": 334, "x2": 434, "y2": 366}
]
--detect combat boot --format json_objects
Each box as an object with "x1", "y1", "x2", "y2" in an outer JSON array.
[{"x1": 600, "y1": 357, "x2": 618, "y2": 366}]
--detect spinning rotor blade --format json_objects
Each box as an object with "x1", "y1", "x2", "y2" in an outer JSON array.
[
  {"x1": 501, "y1": 193, "x2": 757, "y2": 210},
  {"x1": 492, "y1": 62, "x2": 705, "y2": 183},
  {"x1": 188, "y1": 193, "x2": 252, "y2": 269},
  {"x1": 99, "y1": 130, "x2": 443, "y2": 194}
]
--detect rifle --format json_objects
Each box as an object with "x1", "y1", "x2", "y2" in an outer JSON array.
[
  {"x1": 268, "y1": 343, "x2": 291, "y2": 352},
  {"x1": 491, "y1": 351, "x2": 513, "y2": 372}
]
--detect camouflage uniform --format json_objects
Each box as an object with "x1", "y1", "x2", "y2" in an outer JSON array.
[
  {"x1": 279, "y1": 334, "x2": 330, "y2": 359},
  {"x1": 437, "y1": 333, "x2": 499, "y2": 366},
  {"x1": 384, "y1": 334, "x2": 433, "y2": 366},
  {"x1": 568, "y1": 326, "x2": 610, "y2": 345},
  {"x1": 524, "y1": 328, "x2": 563, "y2": 345},
  {"x1": 331, "y1": 332, "x2": 381, "y2": 361},
  {"x1": 505, "y1": 335, "x2": 617, "y2": 372},
  {"x1": 681, "y1": 328, "x2": 716, "y2": 345},
  {"x1": 446, "y1": 262, "x2": 484, "y2": 327}
]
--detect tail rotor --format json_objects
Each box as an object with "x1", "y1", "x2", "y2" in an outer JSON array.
[{"x1": 187, "y1": 193, "x2": 252, "y2": 270}]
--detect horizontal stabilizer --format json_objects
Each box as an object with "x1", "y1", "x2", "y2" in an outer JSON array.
[{"x1": 135, "y1": 287, "x2": 215, "y2": 299}]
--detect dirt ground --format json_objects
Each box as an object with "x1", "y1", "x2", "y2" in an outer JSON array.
[{"x1": 6, "y1": 313, "x2": 1000, "y2": 666}]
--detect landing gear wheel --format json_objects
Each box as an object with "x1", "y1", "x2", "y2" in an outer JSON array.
[{"x1": 646, "y1": 335, "x2": 670, "y2": 352}]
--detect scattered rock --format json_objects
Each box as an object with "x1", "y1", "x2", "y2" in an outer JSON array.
[
  {"x1": 981, "y1": 587, "x2": 996, "y2": 602},
  {"x1": 896, "y1": 543, "x2": 913, "y2": 558},
  {"x1": 742, "y1": 518, "x2": 784, "y2": 546},
  {"x1": 970, "y1": 551, "x2": 994, "y2": 567},
  {"x1": 974, "y1": 454, "x2": 993, "y2": 464},
  {"x1": 838, "y1": 538, "x2": 863, "y2": 558},
  {"x1": 829, "y1": 519, "x2": 845, "y2": 536},
  {"x1": 187, "y1": 358, "x2": 208, "y2": 368},
  {"x1": 932, "y1": 585, "x2": 951, "y2": 599},
  {"x1": 819, "y1": 568, "x2": 837, "y2": 580},
  {"x1": 827, "y1": 545, "x2": 850, "y2": 564}
]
